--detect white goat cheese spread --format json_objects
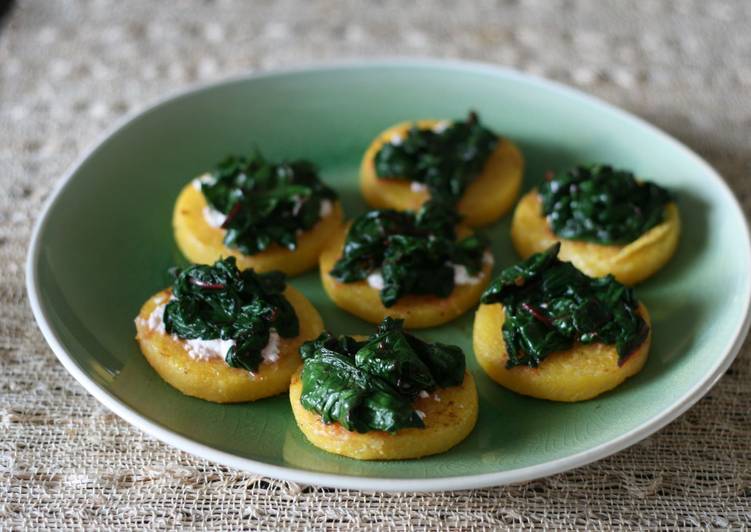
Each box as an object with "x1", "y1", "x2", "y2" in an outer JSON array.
[
  {"x1": 202, "y1": 206, "x2": 226, "y2": 228},
  {"x1": 366, "y1": 252, "x2": 491, "y2": 290},
  {"x1": 432, "y1": 120, "x2": 450, "y2": 133},
  {"x1": 137, "y1": 299, "x2": 281, "y2": 365}
]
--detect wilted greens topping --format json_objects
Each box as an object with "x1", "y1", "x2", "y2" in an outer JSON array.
[
  {"x1": 539, "y1": 164, "x2": 672, "y2": 245},
  {"x1": 200, "y1": 151, "x2": 337, "y2": 255},
  {"x1": 373, "y1": 111, "x2": 499, "y2": 204},
  {"x1": 480, "y1": 244, "x2": 649, "y2": 368},
  {"x1": 299, "y1": 317, "x2": 466, "y2": 433},
  {"x1": 329, "y1": 201, "x2": 488, "y2": 307},
  {"x1": 162, "y1": 257, "x2": 299, "y2": 372}
]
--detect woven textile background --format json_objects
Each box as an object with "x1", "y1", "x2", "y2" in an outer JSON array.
[{"x1": 1, "y1": 0, "x2": 750, "y2": 529}]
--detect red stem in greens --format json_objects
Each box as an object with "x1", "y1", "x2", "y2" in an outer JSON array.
[
  {"x1": 221, "y1": 201, "x2": 243, "y2": 229},
  {"x1": 521, "y1": 302, "x2": 553, "y2": 327},
  {"x1": 189, "y1": 277, "x2": 225, "y2": 290}
]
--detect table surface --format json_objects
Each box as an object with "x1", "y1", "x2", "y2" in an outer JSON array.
[{"x1": 2, "y1": 0, "x2": 750, "y2": 529}]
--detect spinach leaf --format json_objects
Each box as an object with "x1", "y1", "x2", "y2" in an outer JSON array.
[
  {"x1": 373, "y1": 111, "x2": 499, "y2": 204},
  {"x1": 539, "y1": 164, "x2": 672, "y2": 245},
  {"x1": 199, "y1": 151, "x2": 337, "y2": 255},
  {"x1": 329, "y1": 201, "x2": 488, "y2": 307},
  {"x1": 162, "y1": 257, "x2": 299, "y2": 372},
  {"x1": 299, "y1": 317, "x2": 466, "y2": 433},
  {"x1": 481, "y1": 243, "x2": 649, "y2": 368}
]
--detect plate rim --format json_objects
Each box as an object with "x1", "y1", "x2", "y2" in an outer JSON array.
[{"x1": 25, "y1": 58, "x2": 751, "y2": 492}]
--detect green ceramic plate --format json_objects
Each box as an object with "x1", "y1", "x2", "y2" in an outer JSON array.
[{"x1": 27, "y1": 61, "x2": 751, "y2": 491}]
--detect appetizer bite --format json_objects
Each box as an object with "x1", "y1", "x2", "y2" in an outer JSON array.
[
  {"x1": 174, "y1": 151, "x2": 343, "y2": 276},
  {"x1": 511, "y1": 164, "x2": 680, "y2": 285},
  {"x1": 319, "y1": 201, "x2": 493, "y2": 328},
  {"x1": 289, "y1": 317, "x2": 478, "y2": 460},
  {"x1": 360, "y1": 111, "x2": 523, "y2": 227},
  {"x1": 473, "y1": 244, "x2": 651, "y2": 402},
  {"x1": 135, "y1": 257, "x2": 323, "y2": 403}
]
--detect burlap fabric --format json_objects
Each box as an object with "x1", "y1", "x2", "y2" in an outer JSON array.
[{"x1": 2, "y1": 1, "x2": 750, "y2": 528}]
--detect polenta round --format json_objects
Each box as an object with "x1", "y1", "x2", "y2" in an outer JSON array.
[
  {"x1": 289, "y1": 368, "x2": 478, "y2": 460},
  {"x1": 173, "y1": 180, "x2": 344, "y2": 276},
  {"x1": 135, "y1": 286, "x2": 324, "y2": 403},
  {"x1": 360, "y1": 119, "x2": 523, "y2": 227},
  {"x1": 319, "y1": 224, "x2": 492, "y2": 329},
  {"x1": 511, "y1": 189, "x2": 680, "y2": 285},
  {"x1": 473, "y1": 301, "x2": 651, "y2": 402}
]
